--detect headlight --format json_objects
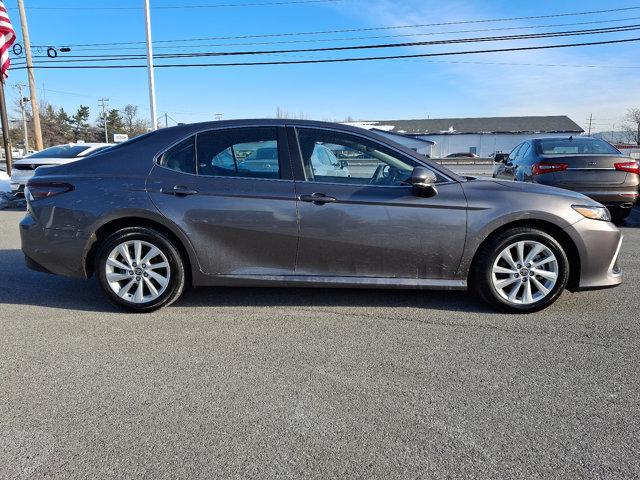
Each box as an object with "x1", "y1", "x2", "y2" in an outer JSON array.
[{"x1": 572, "y1": 205, "x2": 611, "y2": 222}]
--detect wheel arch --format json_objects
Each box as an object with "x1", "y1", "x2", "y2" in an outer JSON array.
[
  {"x1": 83, "y1": 215, "x2": 200, "y2": 283},
  {"x1": 468, "y1": 219, "x2": 581, "y2": 291}
]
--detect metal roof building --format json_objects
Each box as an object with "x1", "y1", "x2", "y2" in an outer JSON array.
[{"x1": 347, "y1": 116, "x2": 584, "y2": 158}]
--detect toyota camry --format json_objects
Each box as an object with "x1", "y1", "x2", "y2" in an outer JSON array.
[{"x1": 20, "y1": 120, "x2": 623, "y2": 313}]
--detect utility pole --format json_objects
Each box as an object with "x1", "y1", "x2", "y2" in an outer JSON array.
[
  {"x1": 0, "y1": 83, "x2": 13, "y2": 176},
  {"x1": 587, "y1": 114, "x2": 593, "y2": 136},
  {"x1": 14, "y1": 84, "x2": 30, "y2": 154},
  {"x1": 17, "y1": 0, "x2": 43, "y2": 151},
  {"x1": 144, "y1": 0, "x2": 158, "y2": 131},
  {"x1": 165, "y1": 113, "x2": 168, "y2": 128},
  {"x1": 98, "y1": 98, "x2": 109, "y2": 143}
]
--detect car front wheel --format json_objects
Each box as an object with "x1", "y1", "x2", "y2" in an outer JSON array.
[
  {"x1": 95, "y1": 227, "x2": 186, "y2": 312},
  {"x1": 472, "y1": 227, "x2": 570, "y2": 313}
]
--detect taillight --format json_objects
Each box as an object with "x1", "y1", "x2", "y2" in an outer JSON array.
[
  {"x1": 614, "y1": 161, "x2": 640, "y2": 175},
  {"x1": 25, "y1": 181, "x2": 74, "y2": 200},
  {"x1": 532, "y1": 162, "x2": 569, "y2": 175}
]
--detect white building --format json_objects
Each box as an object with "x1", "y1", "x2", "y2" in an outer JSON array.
[{"x1": 347, "y1": 116, "x2": 584, "y2": 158}]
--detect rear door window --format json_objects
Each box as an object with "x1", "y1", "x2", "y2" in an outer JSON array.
[
  {"x1": 508, "y1": 143, "x2": 523, "y2": 161},
  {"x1": 158, "y1": 137, "x2": 196, "y2": 174},
  {"x1": 196, "y1": 127, "x2": 281, "y2": 179}
]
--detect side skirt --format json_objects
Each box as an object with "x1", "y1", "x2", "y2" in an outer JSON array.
[{"x1": 195, "y1": 274, "x2": 467, "y2": 290}]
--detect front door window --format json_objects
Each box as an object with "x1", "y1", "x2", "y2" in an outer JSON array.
[{"x1": 295, "y1": 128, "x2": 435, "y2": 186}]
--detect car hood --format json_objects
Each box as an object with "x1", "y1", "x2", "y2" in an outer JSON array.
[
  {"x1": 468, "y1": 177, "x2": 601, "y2": 205},
  {"x1": 13, "y1": 157, "x2": 79, "y2": 166}
]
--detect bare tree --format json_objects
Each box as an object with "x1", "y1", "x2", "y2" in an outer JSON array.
[
  {"x1": 275, "y1": 107, "x2": 289, "y2": 119},
  {"x1": 623, "y1": 108, "x2": 640, "y2": 144},
  {"x1": 122, "y1": 104, "x2": 138, "y2": 134}
]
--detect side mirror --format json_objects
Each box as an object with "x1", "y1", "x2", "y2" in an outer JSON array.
[
  {"x1": 339, "y1": 160, "x2": 349, "y2": 168},
  {"x1": 410, "y1": 166, "x2": 438, "y2": 197}
]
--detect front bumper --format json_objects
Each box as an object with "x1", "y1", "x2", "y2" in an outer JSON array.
[
  {"x1": 563, "y1": 218, "x2": 623, "y2": 291},
  {"x1": 20, "y1": 212, "x2": 91, "y2": 279}
]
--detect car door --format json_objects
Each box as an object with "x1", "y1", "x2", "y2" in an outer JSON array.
[
  {"x1": 514, "y1": 142, "x2": 535, "y2": 181},
  {"x1": 146, "y1": 126, "x2": 299, "y2": 277},
  {"x1": 288, "y1": 126, "x2": 467, "y2": 280},
  {"x1": 512, "y1": 142, "x2": 531, "y2": 181},
  {"x1": 497, "y1": 143, "x2": 523, "y2": 180}
]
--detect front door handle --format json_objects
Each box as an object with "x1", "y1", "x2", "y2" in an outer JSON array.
[
  {"x1": 299, "y1": 193, "x2": 337, "y2": 205},
  {"x1": 161, "y1": 185, "x2": 199, "y2": 196}
]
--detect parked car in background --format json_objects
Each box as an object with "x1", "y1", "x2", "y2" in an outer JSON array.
[
  {"x1": 446, "y1": 152, "x2": 479, "y2": 158},
  {"x1": 21, "y1": 120, "x2": 622, "y2": 314},
  {"x1": 309, "y1": 143, "x2": 350, "y2": 177},
  {"x1": 493, "y1": 136, "x2": 639, "y2": 223},
  {"x1": 10, "y1": 143, "x2": 112, "y2": 194},
  {"x1": 492, "y1": 152, "x2": 509, "y2": 163}
]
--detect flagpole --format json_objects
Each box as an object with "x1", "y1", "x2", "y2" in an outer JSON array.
[
  {"x1": 0, "y1": 80, "x2": 12, "y2": 177},
  {"x1": 143, "y1": 0, "x2": 157, "y2": 131}
]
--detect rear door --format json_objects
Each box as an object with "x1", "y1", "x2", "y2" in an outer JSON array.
[
  {"x1": 288, "y1": 126, "x2": 467, "y2": 280},
  {"x1": 496, "y1": 143, "x2": 522, "y2": 180},
  {"x1": 146, "y1": 126, "x2": 299, "y2": 276}
]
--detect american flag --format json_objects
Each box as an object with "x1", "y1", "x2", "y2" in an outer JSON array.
[{"x1": 0, "y1": 1, "x2": 16, "y2": 80}]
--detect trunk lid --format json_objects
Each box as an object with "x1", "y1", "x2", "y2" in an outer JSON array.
[{"x1": 540, "y1": 154, "x2": 629, "y2": 186}]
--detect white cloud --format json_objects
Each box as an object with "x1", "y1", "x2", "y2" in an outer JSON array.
[{"x1": 333, "y1": 0, "x2": 640, "y2": 130}]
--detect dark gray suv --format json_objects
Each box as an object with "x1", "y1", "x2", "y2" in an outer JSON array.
[{"x1": 20, "y1": 120, "x2": 623, "y2": 313}]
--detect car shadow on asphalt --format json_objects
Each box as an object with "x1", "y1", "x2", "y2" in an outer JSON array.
[
  {"x1": 622, "y1": 208, "x2": 640, "y2": 228},
  {"x1": 178, "y1": 286, "x2": 492, "y2": 314},
  {"x1": 0, "y1": 248, "x2": 491, "y2": 314}
]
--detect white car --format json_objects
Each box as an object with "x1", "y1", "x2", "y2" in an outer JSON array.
[
  {"x1": 310, "y1": 144, "x2": 351, "y2": 177},
  {"x1": 10, "y1": 143, "x2": 112, "y2": 193}
]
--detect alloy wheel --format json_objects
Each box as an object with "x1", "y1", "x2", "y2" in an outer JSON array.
[
  {"x1": 491, "y1": 240, "x2": 558, "y2": 305},
  {"x1": 105, "y1": 240, "x2": 171, "y2": 304}
]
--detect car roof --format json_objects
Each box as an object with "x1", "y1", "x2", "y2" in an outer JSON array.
[{"x1": 532, "y1": 136, "x2": 599, "y2": 142}]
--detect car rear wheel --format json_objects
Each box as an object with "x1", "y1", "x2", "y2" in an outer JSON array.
[
  {"x1": 472, "y1": 227, "x2": 570, "y2": 313},
  {"x1": 95, "y1": 227, "x2": 186, "y2": 312}
]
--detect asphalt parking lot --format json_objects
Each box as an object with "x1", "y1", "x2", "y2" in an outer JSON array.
[{"x1": 1, "y1": 208, "x2": 639, "y2": 479}]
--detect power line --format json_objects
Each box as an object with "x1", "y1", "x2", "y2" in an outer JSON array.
[
  {"x1": 13, "y1": 0, "x2": 347, "y2": 10},
  {"x1": 9, "y1": 37, "x2": 640, "y2": 70},
  {"x1": 18, "y1": 24, "x2": 640, "y2": 64},
  {"x1": 52, "y1": 16, "x2": 640, "y2": 52},
  {"x1": 30, "y1": 6, "x2": 640, "y2": 48}
]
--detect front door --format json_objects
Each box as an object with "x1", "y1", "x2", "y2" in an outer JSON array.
[
  {"x1": 146, "y1": 126, "x2": 298, "y2": 276},
  {"x1": 289, "y1": 127, "x2": 467, "y2": 280}
]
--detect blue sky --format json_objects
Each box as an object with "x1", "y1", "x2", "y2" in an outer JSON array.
[{"x1": 4, "y1": 0, "x2": 640, "y2": 132}]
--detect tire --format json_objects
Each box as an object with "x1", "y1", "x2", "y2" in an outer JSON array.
[
  {"x1": 609, "y1": 207, "x2": 631, "y2": 225},
  {"x1": 471, "y1": 227, "x2": 570, "y2": 313},
  {"x1": 95, "y1": 227, "x2": 186, "y2": 312}
]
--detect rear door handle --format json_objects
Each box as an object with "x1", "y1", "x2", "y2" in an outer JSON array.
[
  {"x1": 161, "y1": 185, "x2": 199, "y2": 196},
  {"x1": 299, "y1": 193, "x2": 337, "y2": 205}
]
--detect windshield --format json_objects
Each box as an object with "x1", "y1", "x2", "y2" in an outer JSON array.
[
  {"x1": 537, "y1": 138, "x2": 620, "y2": 155},
  {"x1": 27, "y1": 145, "x2": 92, "y2": 159}
]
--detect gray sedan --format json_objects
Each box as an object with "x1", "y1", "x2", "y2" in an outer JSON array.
[
  {"x1": 20, "y1": 120, "x2": 622, "y2": 313},
  {"x1": 493, "y1": 136, "x2": 639, "y2": 222}
]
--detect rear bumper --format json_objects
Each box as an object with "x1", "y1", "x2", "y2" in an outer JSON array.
[
  {"x1": 579, "y1": 191, "x2": 638, "y2": 208},
  {"x1": 563, "y1": 218, "x2": 623, "y2": 291},
  {"x1": 20, "y1": 212, "x2": 90, "y2": 279}
]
